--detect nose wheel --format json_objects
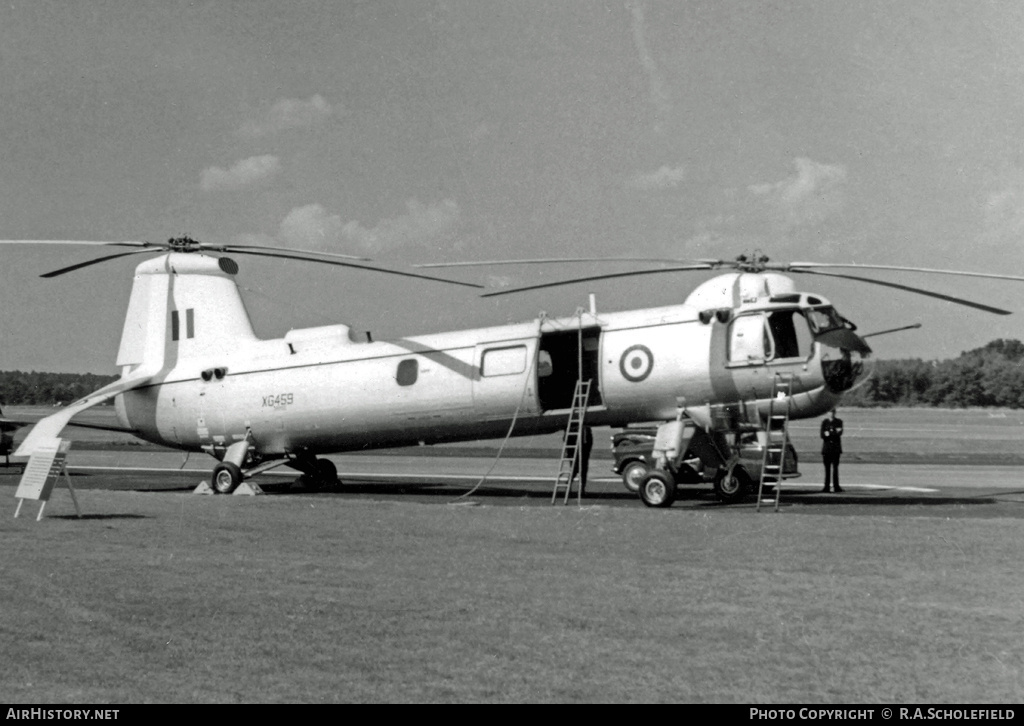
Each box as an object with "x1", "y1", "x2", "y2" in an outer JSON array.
[{"x1": 212, "y1": 462, "x2": 244, "y2": 494}]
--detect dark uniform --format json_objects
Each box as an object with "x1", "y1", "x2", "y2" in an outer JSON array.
[
  {"x1": 820, "y1": 411, "x2": 844, "y2": 493},
  {"x1": 571, "y1": 426, "x2": 594, "y2": 496}
]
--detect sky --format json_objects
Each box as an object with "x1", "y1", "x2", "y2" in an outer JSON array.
[{"x1": 2, "y1": 0, "x2": 1024, "y2": 373}]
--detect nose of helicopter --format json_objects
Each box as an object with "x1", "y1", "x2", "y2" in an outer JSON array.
[{"x1": 816, "y1": 327, "x2": 874, "y2": 393}]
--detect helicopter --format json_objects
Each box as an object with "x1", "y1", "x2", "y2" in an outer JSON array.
[{"x1": 4, "y1": 238, "x2": 1023, "y2": 506}]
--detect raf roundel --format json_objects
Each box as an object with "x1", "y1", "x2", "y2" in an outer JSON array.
[{"x1": 619, "y1": 344, "x2": 654, "y2": 383}]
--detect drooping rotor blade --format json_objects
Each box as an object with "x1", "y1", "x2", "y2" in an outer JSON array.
[
  {"x1": 417, "y1": 257, "x2": 724, "y2": 268},
  {"x1": 793, "y1": 270, "x2": 1013, "y2": 315},
  {"x1": 40, "y1": 248, "x2": 164, "y2": 278},
  {"x1": 233, "y1": 249, "x2": 483, "y2": 288},
  {"x1": 63, "y1": 420, "x2": 140, "y2": 434},
  {"x1": 3, "y1": 237, "x2": 410, "y2": 279},
  {"x1": 480, "y1": 264, "x2": 716, "y2": 297},
  {"x1": 785, "y1": 261, "x2": 1024, "y2": 283}
]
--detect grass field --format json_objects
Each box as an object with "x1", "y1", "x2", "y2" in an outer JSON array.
[
  {"x1": 2, "y1": 490, "x2": 1023, "y2": 703},
  {"x1": 4, "y1": 406, "x2": 1023, "y2": 703}
]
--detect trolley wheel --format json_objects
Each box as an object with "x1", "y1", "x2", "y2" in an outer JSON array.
[
  {"x1": 621, "y1": 460, "x2": 650, "y2": 493},
  {"x1": 714, "y1": 465, "x2": 751, "y2": 504},
  {"x1": 638, "y1": 470, "x2": 676, "y2": 508}
]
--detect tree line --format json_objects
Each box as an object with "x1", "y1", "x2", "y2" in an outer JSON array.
[
  {"x1": 2, "y1": 338, "x2": 1024, "y2": 408},
  {"x1": 843, "y1": 339, "x2": 1024, "y2": 408},
  {"x1": 0, "y1": 370, "x2": 118, "y2": 406}
]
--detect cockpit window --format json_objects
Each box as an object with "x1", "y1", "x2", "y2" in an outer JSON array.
[{"x1": 805, "y1": 306, "x2": 845, "y2": 334}]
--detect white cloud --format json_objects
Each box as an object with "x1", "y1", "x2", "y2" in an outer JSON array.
[
  {"x1": 228, "y1": 232, "x2": 277, "y2": 247},
  {"x1": 238, "y1": 95, "x2": 335, "y2": 138},
  {"x1": 981, "y1": 177, "x2": 1024, "y2": 247},
  {"x1": 276, "y1": 198, "x2": 462, "y2": 254},
  {"x1": 200, "y1": 155, "x2": 280, "y2": 192},
  {"x1": 627, "y1": 0, "x2": 671, "y2": 132},
  {"x1": 341, "y1": 199, "x2": 461, "y2": 254},
  {"x1": 486, "y1": 274, "x2": 512, "y2": 289},
  {"x1": 279, "y1": 204, "x2": 344, "y2": 249},
  {"x1": 749, "y1": 157, "x2": 848, "y2": 229},
  {"x1": 626, "y1": 165, "x2": 687, "y2": 191}
]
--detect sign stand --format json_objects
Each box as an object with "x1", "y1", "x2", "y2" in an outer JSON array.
[{"x1": 13, "y1": 438, "x2": 80, "y2": 521}]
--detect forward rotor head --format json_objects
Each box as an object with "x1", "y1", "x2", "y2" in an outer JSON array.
[{"x1": 417, "y1": 253, "x2": 1024, "y2": 314}]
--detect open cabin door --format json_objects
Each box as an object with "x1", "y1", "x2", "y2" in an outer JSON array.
[
  {"x1": 537, "y1": 327, "x2": 603, "y2": 411},
  {"x1": 727, "y1": 309, "x2": 815, "y2": 367},
  {"x1": 471, "y1": 341, "x2": 541, "y2": 421},
  {"x1": 722, "y1": 309, "x2": 816, "y2": 407}
]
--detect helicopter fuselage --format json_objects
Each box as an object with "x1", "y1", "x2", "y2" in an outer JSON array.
[{"x1": 114, "y1": 298, "x2": 866, "y2": 459}]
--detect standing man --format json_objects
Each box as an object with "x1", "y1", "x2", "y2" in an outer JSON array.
[
  {"x1": 572, "y1": 425, "x2": 594, "y2": 497},
  {"x1": 820, "y1": 408, "x2": 844, "y2": 493}
]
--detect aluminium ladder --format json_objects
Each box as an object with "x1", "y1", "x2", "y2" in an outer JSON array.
[
  {"x1": 551, "y1": 379, "x2": 592, "y2": 505},
  {"x1": 756, "y1": 372, "x2": 795, "y2": 512}
]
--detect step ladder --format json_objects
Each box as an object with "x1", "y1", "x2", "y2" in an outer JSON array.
[
  {"x1": 552, "y1": 379, "x2": 592, "y2": 505},
  {"x1": 756, "y1": 372, "x2": 794, "y2": 513}
]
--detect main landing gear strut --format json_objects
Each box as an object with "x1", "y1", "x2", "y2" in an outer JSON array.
[
  {"x1": 288, "y1": 454, "x2": 340, "y2": 492},
  {"x1": 209, "y1": 441, "x2": 341, "y2": 494}
]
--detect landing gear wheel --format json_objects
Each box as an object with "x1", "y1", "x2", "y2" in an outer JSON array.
[
  {"x1": 316, "y1": 458, "x2": 339, "y2": 490},
  {"x1": 638, "y1": 470, "x2": 676, "y2": 508},
  {"x1": 212, "y1": 462, "x2": 243, "y2": 494},
  {"x1": 621, "y1": 460, "x2": 650, "y2": 493},
  {"x1": 714, "y1": 465, "x2": 751, "y2": 504}
]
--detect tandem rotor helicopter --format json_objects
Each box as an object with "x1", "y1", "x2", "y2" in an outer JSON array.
[{"x1": 4, "y1": 236, "x2": 1024, "y2": 506}]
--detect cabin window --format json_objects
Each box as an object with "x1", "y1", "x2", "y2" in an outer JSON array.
[
  {"x1": 396, "y1": 359, "x2": 418, "y2": 386},
  {"x1": 481, "y1": 345, "x2": 527, "y2": 377}
]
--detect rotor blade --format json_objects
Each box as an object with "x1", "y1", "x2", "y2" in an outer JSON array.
[
  {"x1": 0, "y1": 238, "x2": 372, "y2": 262},
  {"x1": 40, "y1": 248, "x2": 163, "y2": 278},
  {"x1": 861, "y1": 323, "x2": 923, "y2": 339},
  {"x1": 785, "y1": 261, "x2": 1024, "y2": 283},
  {"x1": 219, "y1": 242, "x2": 371, "y2": 262},
  {"x1": 0, "y1": 239, "x2": 149, "y2": 248},
  {"x1": 0, "y1": 416, "x2": 137, "y2": 434},
  {"x1": 793, "y1": 270, "x2": 1013, "y2": 315},
  {"x1": 64, "y1": 420, "x2": 140, "y2": 434},
  {"x1": 417, "y1": 257, "x2": 724, "y2": 268},
  {"x1": 480, "y1": 264, "x2": 715, "y2": 297},
  {"x1": 231, "y1": 249, "x2": 483, "y2": 288}
]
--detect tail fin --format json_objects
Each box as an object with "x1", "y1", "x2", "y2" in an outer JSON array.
[{"x1": 116, "y1": 253, "x2": 257, "y2": 372}]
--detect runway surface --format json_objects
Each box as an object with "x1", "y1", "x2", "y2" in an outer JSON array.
[{"x1": 3, "y1": 448, "x2": 1023, "y2": 518}]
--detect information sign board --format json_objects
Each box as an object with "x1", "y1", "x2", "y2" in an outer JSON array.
[{"x1": 14, "y1": 438, "x2": 79, "y2": 520}]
